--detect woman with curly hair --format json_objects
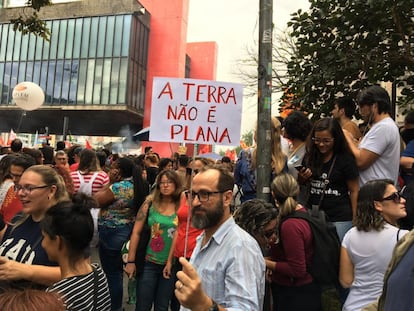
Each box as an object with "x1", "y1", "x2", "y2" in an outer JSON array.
[
  {"x1": 339, "y1": 179, "x2": 408, "y2": 311},
  {"x1": 124, "y1": 169, "x2": 182, "y2": 311}
]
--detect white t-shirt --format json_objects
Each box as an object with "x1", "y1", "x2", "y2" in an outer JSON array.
[
  {"x1": 358, "y1": 117, "x2": 400, "y2": 186},
  {"x1": 342, "y1": 224, "x2": 408, "y2": 311}
]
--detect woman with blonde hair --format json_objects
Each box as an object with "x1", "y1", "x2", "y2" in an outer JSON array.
[
  {"x1": 235, "y1": 117, "x2": 287, "y2": 202},
  {"x1": 0, "y1": 165, "x2": 70, "y2": 290},
  {"x1": 267, "y1": 173, "x2": 321, "y2": 311}
]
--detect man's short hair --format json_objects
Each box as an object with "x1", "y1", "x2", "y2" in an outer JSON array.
[
  {"x1": 336, "y1": 96, "x2": 356, "y2": 119},
  {"x1": 178, "y1": 154, "x2": 189, "y2": 167},
  {"x1": 357, "y1": 85, "x2": 391, "y2": 114},
  {"x1": 405, "y1": 111, "x2": 414, "y2": 125},
  {"x1": 11, "y1": 153, "x2": 36, "y2": 170},
  {"x1": 201, "y1": 165, "x2": 234, "y2": 192},
  {"x1": 10, "y1": 139, "x2": 23, "y2": 153}
]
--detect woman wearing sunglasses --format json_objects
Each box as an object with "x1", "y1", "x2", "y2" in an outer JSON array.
[{"x1": 339, "y1": 179, "x2": 408, "y2": 311}]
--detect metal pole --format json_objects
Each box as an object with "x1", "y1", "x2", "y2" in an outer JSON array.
[
  {"x1": 256, "y1": 0, "x2": 273, "y2": 202},
  {"x1": 63, "y1": 116, "x2": 69, "y2": 141}
]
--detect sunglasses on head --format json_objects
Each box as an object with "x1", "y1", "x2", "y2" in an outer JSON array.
[{"x1": 380, "y1": 191, "x2": 402, "y2": 204}]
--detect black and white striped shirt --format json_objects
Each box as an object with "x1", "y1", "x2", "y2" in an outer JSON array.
[{"x1": 47, "y1": 263, "x2": 111, "y2": 311}]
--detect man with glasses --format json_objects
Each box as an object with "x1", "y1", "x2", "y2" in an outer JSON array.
[
  {"x1": 175, "y1": 166, "x2": 265, "y2": 311},
  {"x1": 0, "y1": 153, "x2": 36, "y2": 223}
]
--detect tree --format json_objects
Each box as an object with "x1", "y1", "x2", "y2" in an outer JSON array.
[
  {"x1": 10, "y1": 0, "x2": 51, "y2": 41},
  {"x1": 284, "y1": 0, "x2": 414, "y2": 119}
]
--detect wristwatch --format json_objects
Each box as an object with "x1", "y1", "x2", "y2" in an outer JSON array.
[{"x1": 208, "y1": 299, "x2": 219, "y2": 311}]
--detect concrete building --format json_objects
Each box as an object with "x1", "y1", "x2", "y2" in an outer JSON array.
[{"x1": 0, "y1": 0, "x2": 217, "y2": 156}]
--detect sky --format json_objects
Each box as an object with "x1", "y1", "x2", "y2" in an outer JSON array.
[{"x1": 187, "y1": 0, "x2": 310, "y2": 141}]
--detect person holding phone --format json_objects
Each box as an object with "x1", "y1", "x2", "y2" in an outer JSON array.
[{"x1": 298, "y1": 118, "x2": 359, "y2": 241}]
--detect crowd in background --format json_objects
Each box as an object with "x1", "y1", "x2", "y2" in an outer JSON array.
[{"x1": 0, "y1": 85, "x2": 412, "y2": 310}]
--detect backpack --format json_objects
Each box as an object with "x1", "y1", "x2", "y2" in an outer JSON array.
[{"x1": 280, "y1": 207, "x2": 341, "y2": 287}]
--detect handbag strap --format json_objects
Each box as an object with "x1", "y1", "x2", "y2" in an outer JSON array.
[
  {"x1": 312, "y1": 156, "x2": 337, "y2": 216},
  {"x1": 92, "y1": 265, "x2": 98, "y2": 311}
]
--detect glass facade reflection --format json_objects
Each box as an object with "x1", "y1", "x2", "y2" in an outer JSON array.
[{"x1": 0, "y1": 13, "x2": 148, "y2": 111}]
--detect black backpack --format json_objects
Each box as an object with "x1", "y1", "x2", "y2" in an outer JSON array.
[{"x1": 280, "y1": 208, "x2": 341, "y2": 287}]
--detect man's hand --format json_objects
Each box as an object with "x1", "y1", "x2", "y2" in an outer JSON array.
[{"x1": 174, "y1": 257, "x2": 213, "y2": 311}]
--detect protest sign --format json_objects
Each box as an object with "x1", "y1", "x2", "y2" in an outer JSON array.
[{"x1": 149, "y1": 77, "x2": 243, "y2": 146}]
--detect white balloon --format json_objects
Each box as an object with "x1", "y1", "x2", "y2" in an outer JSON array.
[{"x1": 12, "y1": 82, "x2": 45, "y2": 111}]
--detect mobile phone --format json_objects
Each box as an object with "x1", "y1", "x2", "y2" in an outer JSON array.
[{"x1": 294, "y1": 165, "x2": 304, "y2": 171}]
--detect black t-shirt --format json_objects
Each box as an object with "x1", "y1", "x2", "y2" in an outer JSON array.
[{"x1": 308, "y1": 153, "x2": 359, "y2": 222}]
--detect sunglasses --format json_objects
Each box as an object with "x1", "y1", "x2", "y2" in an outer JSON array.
[{"x1": 380, "y1": 191, "x2": 402, "y2": 204}]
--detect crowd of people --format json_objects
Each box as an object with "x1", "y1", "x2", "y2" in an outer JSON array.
[{"x1": 0, "y1": 84, "x2": 412, "y2": 311}]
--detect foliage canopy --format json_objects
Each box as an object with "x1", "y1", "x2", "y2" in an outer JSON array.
[{"x1": 284, "y1": 0, "x2": 414, "y2": 119}]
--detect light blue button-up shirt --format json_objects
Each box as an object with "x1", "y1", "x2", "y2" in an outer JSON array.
[{"x1": 181, "y1": 217, "x2": 265, "y2": 311}]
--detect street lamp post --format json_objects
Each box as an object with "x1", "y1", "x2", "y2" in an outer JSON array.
[{"x1": 256, "y1": 0, "x2": 273, "y2": 202}]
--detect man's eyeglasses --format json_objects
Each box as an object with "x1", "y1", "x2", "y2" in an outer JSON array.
[
  {"x1": 312, "y1": 137, "x2": 334, "y2": 145},
  {"x1": 14, "y1": 184, "x2": 49, "y2": 194},
  {"x1": 380, "y1": 191, "x2": 402, "y2": 204},
  {"x1": 185, "y1": 190, "x2": 229, "y2": 202}
]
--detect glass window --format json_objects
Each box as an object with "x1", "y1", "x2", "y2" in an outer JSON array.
[
  {"x1": 40, "y1": 21, "x2": 52, "y2": 60},
  {"x1": 101, "y1": 59, "x2": 111, "y2": 105},
  {"x1": 80, "y1": 18, "x2": 90, "y2": 58},
  {"x1": 27, "y1": 33, "x2": 37, "y2": 61},
  {"x1": 118, "y1": 58, "x2": 127, "y2": 104},
  {"x1": 3, "y1": 62, "x2": 11, "y2": 104},
  {"x1": 46, "y1": 60, "x2": 56, "y2": 103},
  {"x1": 17, "y1": 62, "x2": 26, "y2": 83},
  {"x1": 121, "y1": 15, "x2": 131, "y2": 57},
  {"x1": 0, "y1": 25, "x2": 7, "y2": 61},
  {"x1": 96, "y1": 16, "x2": 106, "y2": 58},
  {"x1": 12, "y1": 32, "x2": 22, "y2": 61},
  {"x1": 105, "y1": 16, "x2": 115, "y2": 57},
  {"x1": 113, "y1": 16, "x2": 123, "y2": 57},
  {"x1": 77, "y1": 59, "x2": 87, "y2": 104},
  {"x1": 68, "y1": 60, "x2": 78, "y2": 104},
  {"x1": 54, "y1": 60, "x2": 64, "y2": 103},
  {"x1": 35, "y1": 36, "x2": 43, "y2": 60},
  {"x1": 26, "y1": 61, "x2": 34, "y2": 81},
  {"x1": 39, "y1": 61, "x2": 48, "y2": 103},
  {"x1": 0, "y1": 63, "x2": 4, "y2": 102},
  {"x1": 73, "y1": 18, "x2": 82, "y2": 59},
  {"x1": 88, "y1": 17, "x2": 98, "y2": 58},
  {"x1": 6, "y1": 26, "x2": 15, "y2": 61},
  {"x1": 57, "y1": 20, "x2": 67, "y2": 59},
  {"x1": 93, "y1": 59, "x2": 103, "y2": 104},
  {"x1": 109, "y1": 58, "x2": 119, "y2": 104},
  {"x1": 65, "y1": 19, "x2": 75, "y2": 59},
  {"x1": 85, "y1": 59, "x2": 95, "y2": 104},
  {"x1": 49, "y1": 20, "x2": 60, "y2": 59},
  {"x1": 33, "y1": 61, "x2": 41, "y2": 85}
]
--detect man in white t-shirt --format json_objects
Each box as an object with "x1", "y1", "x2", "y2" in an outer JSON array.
[{"x1": 344, "y1": 85, "x2": 400, "y2": 186}]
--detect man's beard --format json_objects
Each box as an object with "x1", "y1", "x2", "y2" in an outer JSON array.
[{"x1": 191, "y1": 201, "x2": 224, "y2": 229}]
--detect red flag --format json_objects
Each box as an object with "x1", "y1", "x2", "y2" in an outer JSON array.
[
  {"x1": 7, "y1": 129, "x2": 16, "y2": 146},
  {"x1": 0, "y1": 135, "x2": 5, "y2": 146},
  {"x1": 85, "y1": 140, "x2": 92, "y2": 149}
]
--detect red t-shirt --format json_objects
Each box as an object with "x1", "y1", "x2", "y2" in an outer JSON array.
[{"x1": 173, "y1": 196, "x2": 203, "y2": 259}]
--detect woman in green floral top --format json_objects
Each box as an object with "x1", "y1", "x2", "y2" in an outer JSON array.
[{"x1": 125, "y1": 169, "x2": 183, "y2": 311}]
